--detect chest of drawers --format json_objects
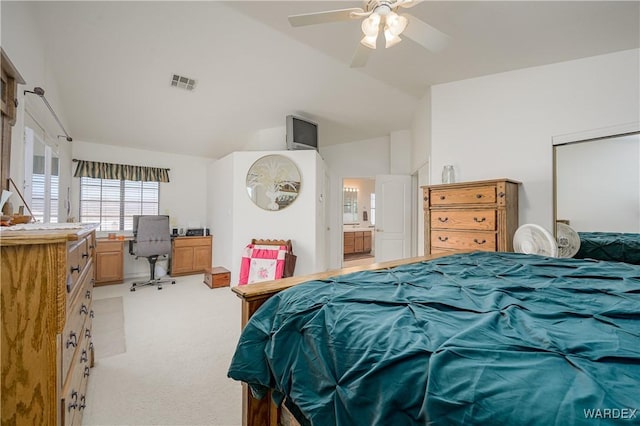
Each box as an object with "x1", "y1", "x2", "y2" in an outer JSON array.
[
  {"x1": 423, "y1": 179, "x2": 520, "y2": 254},
  {"x1": 1, "y1": 224, "x2": 97, "y2": 425}
]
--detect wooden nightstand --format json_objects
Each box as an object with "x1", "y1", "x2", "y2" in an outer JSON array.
[{"x1": 204, "y1": 266, "x2": 230, "y2": 288}]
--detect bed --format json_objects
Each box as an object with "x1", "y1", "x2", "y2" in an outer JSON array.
[
  {"x1": 574, "y1": 232, "x2": 640, "y2": 265},
  {"x1": 228, "y1": 251, "x2": 640, "y2": 426}
]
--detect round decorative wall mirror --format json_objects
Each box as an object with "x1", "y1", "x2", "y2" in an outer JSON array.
[{"x1": 246, "y1": 154, "x2": 301, "y2": 211}]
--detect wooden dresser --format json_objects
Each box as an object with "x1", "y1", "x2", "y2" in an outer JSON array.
[
  {"x1": 1, "y1": 224, "x2": 97, "y2": 425},
  {"x1": 170, "y1": 235, "x2": 212, "y2": 277},
  {"x1": 423, "y1": 179, "x2": 520, "y2": 254}
]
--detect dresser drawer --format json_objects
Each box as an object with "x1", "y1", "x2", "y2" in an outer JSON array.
[
  {"x1": 61, "y1": 324, "x2": 92, "y2": 426},
  {"x1": 430, "y1": 185, "x2": 496, "y2": 206},
  {"x1": 431, "y1": 230, "x2": 497, "y2": 251},
  {"x1": 173, "y1": 236, "x2": 210, "y2": 248},
  {"x1": 430, "y1": 210, "x2": 496, "y2": 231},
  {"x1": 67, "y1": 235, "x2": 92, "y2": 295},
  {"x1": 62, "y1": 266, "x2": 93, "y2": 380}
]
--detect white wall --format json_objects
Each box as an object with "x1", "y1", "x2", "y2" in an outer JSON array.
[
  {"x1": 73, "y1": 141, "x2": 212, "y2": 278},
  {"x1": 431, "y1": 49, "x2": 640, "y2": 231},
  {"x1": 242, "y1": 126, "x2": 287, "y2": 151},
  {"x1": 209, "y1": 156, "x2": 234, "y2": 278},
  {"x1": 209, "y1": 150, "x2": 324, "y2": 284},
  {"x1": 389, "y1": 130, "x2": 412, "y2": 174},
  {"x1": 411, "y1": 90, "x2": 431, "y2": 175}
]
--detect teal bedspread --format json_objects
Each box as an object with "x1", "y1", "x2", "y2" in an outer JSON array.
[
  {"x1": 575, "y1": 232, "x2": 640, "y2": 264},
  {"x1": 228, "y1": 252, "x2": 640, "y2": 425}
]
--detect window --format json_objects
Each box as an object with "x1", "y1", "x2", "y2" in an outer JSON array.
[
  {"x1": 31, "y1": 154, "x2": 59, "y2": 223},
  {"x1": 79, "y1": 177, "x2": 159, "y2": 231}
]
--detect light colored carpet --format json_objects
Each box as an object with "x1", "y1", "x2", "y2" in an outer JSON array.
[{"x1": 83, "y1": 275, "x2": 242, "y2": 426}]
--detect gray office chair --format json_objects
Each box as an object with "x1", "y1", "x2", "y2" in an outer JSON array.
[{"x1": 130, "y1": 215, "x2": 176, "y2": 291}]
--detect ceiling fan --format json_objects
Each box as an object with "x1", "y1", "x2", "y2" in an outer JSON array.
[{"x1": 288, "y1": 0, "x2": 450, "y2": 68}]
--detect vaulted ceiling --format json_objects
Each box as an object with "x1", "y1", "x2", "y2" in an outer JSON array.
[{"x1": 8, "y1": 1, "x2": 640, "y2": 158}]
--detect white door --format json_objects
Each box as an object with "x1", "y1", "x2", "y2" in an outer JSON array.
[{"x1": 375, "y1": 175, "x2": 412, "y2": 262}]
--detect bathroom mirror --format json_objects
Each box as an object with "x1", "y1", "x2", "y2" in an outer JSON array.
[
  {"x1": 343, "y1": 187, "x2": 358, "y2": 224},
  {"x1": 246, "y1": 154, "x2": 301, "y2": 211}
]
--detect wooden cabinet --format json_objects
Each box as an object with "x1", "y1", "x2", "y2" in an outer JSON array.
[
  {"x1": 95, "y1": 239, "x2": 124, "y2": 285},
  {"x1": 423, "y1": 179, "x2": 520, "y2": 254},
  {"x1": 343, "y1": 230, "x2": 372, "y2": 255},
  {"x1": 1, "y1": 224, "x2": 97, "y2": 425},
  {"x1": 170, "y1": 235, "x2": 212, "y2": 276}
]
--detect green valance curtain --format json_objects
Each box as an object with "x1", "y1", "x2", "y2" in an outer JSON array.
[{"x1": 73, "y1": 160, "x2": 170, "y2": 182}]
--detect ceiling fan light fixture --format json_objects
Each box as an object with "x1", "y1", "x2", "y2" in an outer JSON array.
[
  {"x1": 384, "y1": 30, "x2": 402, "y2": 48},
  {"x1": 361, "y1": 35, "x2": 377, "y2": 49},
  {"x1": 361, "y1": 13, "x2": 381, "y2": 36},
  {"x1": 385, "y1": 12, "x2": 408, "y2": 36}
]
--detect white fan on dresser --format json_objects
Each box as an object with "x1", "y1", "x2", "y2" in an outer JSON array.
[{"x1": 513, "y1": 223, "x2": 581, "y2": 258}]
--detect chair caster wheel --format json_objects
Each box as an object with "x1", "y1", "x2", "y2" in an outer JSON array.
[
  {"x1": 158, "y1": 287, "x2": 162, "y2": 290},
  {"x1": 130, "y1": 288, "x2": 136, "y2": 292}
]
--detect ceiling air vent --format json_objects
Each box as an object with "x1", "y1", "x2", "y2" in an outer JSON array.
[{"x1": 170, "y1": 74, "x2": 196, "y2": 91}]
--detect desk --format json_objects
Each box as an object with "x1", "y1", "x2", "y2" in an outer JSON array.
[
  {"x1": 170, "y1": 235, "x2": 212, "y2": 276},
  {"x1": 95, "y1": 235, "x2": 213, "y2": 282}
]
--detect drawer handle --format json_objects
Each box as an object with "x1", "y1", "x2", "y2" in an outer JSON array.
[
  {"x1": 81, "y1": 349, "x2": 89, "y2": 363},
  {"x1": 82, "y1": 252, "x2": 89, "y2": 258},
  {"x1": 66, "y1": 332, "x2": 77, "y2": 348},
  {"x1": 80, "y1": 304, "x2": 89, "y2": 315},
  {"x1": 438, "y1": 236, "x2": 449, "y2": 242},
  {"x1": 79, "y1": 395, "x2": 87, "y2": 410},
  {"x1": 474, "y1": 238, "x2": 487, "y2": 245},
  {"x1": 68, "y1": 390, "x2": 78, "y2": 412},
  {"x1": 70, "y1": 265, "x2": 81, "y2": 274},
  {"x1": 439, "y1": 195, "x2": 446, "y2": 200},
  {"x1": 90, "y1": 310, "x2": 95, "y2": 318},
  {"x1": 85, "y1": 329, "x2": 92, "y2": 339},
  {"x1": 89, "y1": 342, "x2": 94, "y2": 351},
  {"x1": 473, "y1": 217, "x2": 486, "y2": 223},
  {"x1": 498, "y1": 191, "x2": 505, "y2": 198},
  {"x1": 423, "y1": 196, "x2": 428, "y2": 202},
  {"x1": 85, "y1": 289, "x2": 91, "y2": 299},
  {"x1": 475, "y1": 194, "x2": 483, "y2": 199},
  {"x1": 438, "y1": 217, "x2": 448, "y2": 223},
  {"x1": 84, "y1": 366, "x2": 91, "y2": 378}
]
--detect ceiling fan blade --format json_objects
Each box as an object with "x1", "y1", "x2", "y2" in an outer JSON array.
[
  {"x1": 402, "y1": 13, "x2": 450, "y2": 53},
  {"x1": 350, "y1": 43, "x2": 371, "y2": 68},
  {"x1": 396, "y1": 0, "x2": 423, "y2": 9},
  {"x1": 288, "y1": 8, "x2": 365, "y2": 27}
]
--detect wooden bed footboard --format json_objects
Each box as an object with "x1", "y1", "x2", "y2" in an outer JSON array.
[{"x1": 231, "y1": 253, "x2": 451, "y2": 426}]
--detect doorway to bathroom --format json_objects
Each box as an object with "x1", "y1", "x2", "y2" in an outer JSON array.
[{"x1": 342, "y1": 177, "x2": 376, "y2": 268}]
